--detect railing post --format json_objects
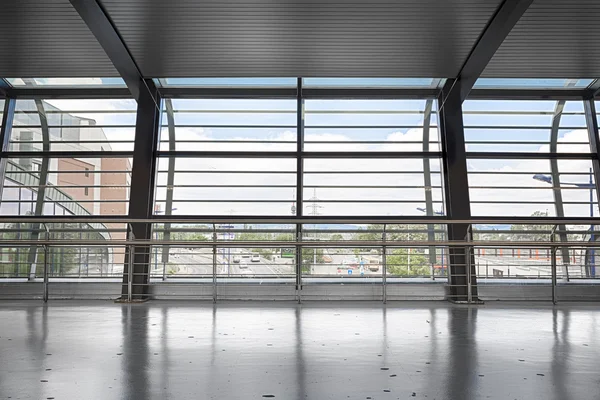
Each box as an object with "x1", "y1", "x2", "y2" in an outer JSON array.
[
  {"x1": 43, "y1": 244, "x2": 49, "y2": 303},
  {"x1": 296, "y1": 224, "x2": 302, "y2": 304},
  {"x1": 550, "y1": 228, "x2": 557, "y2": 305},
  {"x1": 42, "y1": 224, "x2": 50, "y2": 303},
  {"x1": 212, "y1": 224, "x2": 217, "y2": 304},
  {"x1": 466, "y1": 244, "x2": 472, "y2": 304},
  {"x1": 382, "y1": 224, "x2": 387, "y2": 304},
  {"x1": 127, "y1": 243, "x2": 133, "y2": 302}
]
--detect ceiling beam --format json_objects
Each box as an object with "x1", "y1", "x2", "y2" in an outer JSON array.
[
  {"x1": 584, "y1": 79, "x2": 600, "y2": 99},
  {"x1": 0, "y1": 78, "x2": 11, "y2": 97},
  {"x1": 68, "y1": 0, "x2": 157, "y2": 104},
  {"x1": 443, "y1": 0, "x2": 533, "y2": 105}
]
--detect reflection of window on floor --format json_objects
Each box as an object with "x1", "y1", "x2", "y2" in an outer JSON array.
[{"x1": 493, "y1": 269, "x2": 504, "y2": 277}]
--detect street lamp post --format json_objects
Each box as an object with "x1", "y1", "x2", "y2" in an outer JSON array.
[
  {"x1": 155, "y1": 207, "x2": 177, "y2": 274},
  {"x1": 533, "y1": 171, "x2": 596, "y2": 277},
  {"x1": 417, "y1": 207, "x2": 446, "y2": 276}
]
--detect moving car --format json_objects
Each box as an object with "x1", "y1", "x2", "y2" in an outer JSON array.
[
  {"x1": 251, "y1": 253, "x2": 260, "y2": 262},
  {"x1": 233, "y1": 255, "x2": 241, "y2": 263}
]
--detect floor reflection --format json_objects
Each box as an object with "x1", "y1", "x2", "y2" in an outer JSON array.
[
  {"x1": 121, "y1": 305, "x2": 150, "y2": 400},
  {"x1": 0, "y1": 302, "x2": 599, "y2": 400},
  {"x1": 445, "y1": 307, "x2": 479, "y2": 400}
]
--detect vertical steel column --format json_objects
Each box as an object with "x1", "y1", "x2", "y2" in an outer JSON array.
[
  {"x1": 382, "y1": 224, "x2": 387, "y2": 304},
  {"x1": 296, "y1": 78, "x2": 304, "y2": 304},
  {"x1": 161, "y1": 99, "x2": 176, "y2": 277},
  {"x1": 438, "y1": 80, "x2": 478, "y2": 302},
  {"x1": 0, "y1": 98, "x2": 16, "y2": 201},
  {"x1": 212, "y1": 224, "x2": 217, "y2": 303},
  {"x1": 422, "y1": 100, "x2": 437, "y2": 269},
  {"x1": 120, "y1": 80, "x2": 162, "y2": 300},
  {"x1": 550, "y1": 231, "x2": 557, "y2": 304},
  {"x1": 27, "y1": 98, "x2": 50, "y2": 280},
  {"x1": 42, "y1": 245, "x2": 49, "y2": 302},
  {"x1": 550, "y1": 101, "x2": 570, "y2": 269},
  {"x1": 584, "y1": 99, "x2": 600, "y2": 278}
]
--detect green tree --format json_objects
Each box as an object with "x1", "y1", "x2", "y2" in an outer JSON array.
[
  {"x1": 509, "y1": 211, "x2": 553, "y2": 241},
  {"x1": 301, "y1": 248, "x2": 324, "y2": 273},
  {"x1": 386, "y1": 248, "x2": 429, "y2": 276},
  {"x1": 330, "y1": 233, "x2": 344, "y2": 241}
]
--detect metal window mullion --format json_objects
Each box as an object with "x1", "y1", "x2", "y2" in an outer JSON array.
[
  {"x1": 550, "y1": 101, "x2": 570, "y2": 266},
  {"x1": 422, "y1": 99, "x2": 437, "y2": 266},
  {"x1": 438, "y1": 79, "x2": 477, "y2": 302},
  {"x1": 584, "y1": 99, "x2": 600, "y2": 203},
  {"x1": 121, "y1": 80, "x2": 162, "y2": 299},
  {"x1": 0, "y1": 98, "x2": 16, "y2": 202},
  {"x1": 26, "y1": 98, "x2": 50, "y2": 280},
  {"x1": 296, "y1": 78, "x2": 304, "y2": 302},
  {"x1": 160, "y1": 99, "x2": 177, "y2": 270}
]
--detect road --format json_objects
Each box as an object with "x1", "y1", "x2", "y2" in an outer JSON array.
[{"x1": 164, "y1": 248, "x2": 295, "y2": 277}]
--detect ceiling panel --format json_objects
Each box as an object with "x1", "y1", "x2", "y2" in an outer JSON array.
[
  {"x1": 100, "y1": 0, "x2": 501, "y2": 78},
  {"x1": 0, "y1": 0, "x2": 119, "y2": 78},
  {"x1": 483, "y1": 0, "x2": 600, "y2": 78}
]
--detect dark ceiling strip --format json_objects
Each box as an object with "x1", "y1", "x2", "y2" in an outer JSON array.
[
  {"x1": 68, "y1": 0, "x2": 157, "y2": 105},
  {"x1": 442, "y1": 0, "x2": 534, "y2": 107}
]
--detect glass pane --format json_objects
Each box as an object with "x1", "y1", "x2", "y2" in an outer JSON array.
[
  {"x1": 160, "y1": 98, "x2": 296, "y2": 151},
  {"x1": 463, "y1": 100, "x2": 589, "y2": 153},
  {"x1": 0, "y1": 157, "x2": 131, "y2": 216},
  {"x1": 304, "y1": 99, "x2": 440, "y2": 152},
  {"x1": 6, "y1": 78, "x2": 126, "y2": 87},
  {"x1": 303, "y1": 78, "x2": 444, "y2": 88},
  {"x1": 474, "y1": 78, "x2": 593, "y2": 89},
  {"x1": 154, "y1": 78, "x2": 297, "y2": 88},
  {"x1": 11, "y1": 99, "x2": 137, "y2": 152},
  {"x1": 303, "y1": 158, "x2": 443, "y2": 216},
  {"x1": 155, "y1": 157, "x2": 296, "y2": 216}
]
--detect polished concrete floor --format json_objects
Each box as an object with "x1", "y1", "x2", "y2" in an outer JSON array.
[{"x1": 0, "y1": 301, "x2": 599, "y2": 400}]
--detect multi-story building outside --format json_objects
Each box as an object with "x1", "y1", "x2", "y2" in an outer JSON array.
[{"x1": 0, "y1": 100, "x2": 131, "y2": 274}]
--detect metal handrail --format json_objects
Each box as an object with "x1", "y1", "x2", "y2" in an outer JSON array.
[
  {"x1": 0, "y1": 238, "x2": 598, "y2": 247},
  {"x1": 0, "y1": 216, "x2": 599, "y2": 225}
]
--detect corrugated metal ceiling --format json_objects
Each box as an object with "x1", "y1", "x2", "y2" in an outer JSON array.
[
  {"x1": 100, "y1": 0, "x2": 501, "y2": 78},
  {"x1": 483, "y1": 0, "x2": 600, "y2": 78},
  {"x1": 0, "y1": 0, "x2": 119, "y2": 78},
  {"x1": 3, "y1": 0, "x2": 598, "y2": 80}
]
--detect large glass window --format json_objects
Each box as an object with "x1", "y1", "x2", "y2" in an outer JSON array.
[
  {"x1": 303, "y1": 99, "x2": 443, "y2": 216},
  {"x1": 155, "y1": 98, "x2": 297, "y2": 216},
  {"x1": 0, "y1": 98, "x2": 135, "y2": 278},
  {"x1": 464, "y1": 100, "x2": 596, "y2": 217}
]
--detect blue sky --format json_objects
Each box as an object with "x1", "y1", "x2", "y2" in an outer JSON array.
[{"x1": 3, "y1": 80, "x2": 598, "y2": 218}]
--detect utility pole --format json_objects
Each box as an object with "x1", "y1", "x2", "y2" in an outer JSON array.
[{"x1": 306, "y1": 189, "x2": 323, "y2": 267}]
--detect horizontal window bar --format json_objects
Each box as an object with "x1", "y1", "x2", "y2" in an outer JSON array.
[
  {"x1": 158, "y1": 140, "x2": 295, "y2": 144},
  {"x1": 7, "y1": 170, "x2": 131, "y2": 174},
  {"x1": 469, "y1": 186, "x2": 594, "y2": 190},
  {"x1": 1, "y1": 151, "x2": 133, "y2": 158},
  {"x1": 463, "y1": 126, "x2": 585, "y2": 130},
  {"x1": 16, "y1": 110, "x2": 136, "y2": 114},
  {"x1": 156, "y1": 170, "x2": 294, "y2": 174},
  {"x1": 466, "y1": 152, "x2": 594, "y2": 159},
  {"x1": 156, "y1": 151, "x2": 442, "y2": 158},
  {"x1": 160, "y1": 124, "x2": 296, "y2": 129},
  {"x1": 156, "y1": 184, "x2": 296, "y2": 188},
  {"x1": 468, "y1": 171, "x2": 593, "y2": 175},
  {"x1": 14, "y1": 125, "x2": 136, "y2": 129}
]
